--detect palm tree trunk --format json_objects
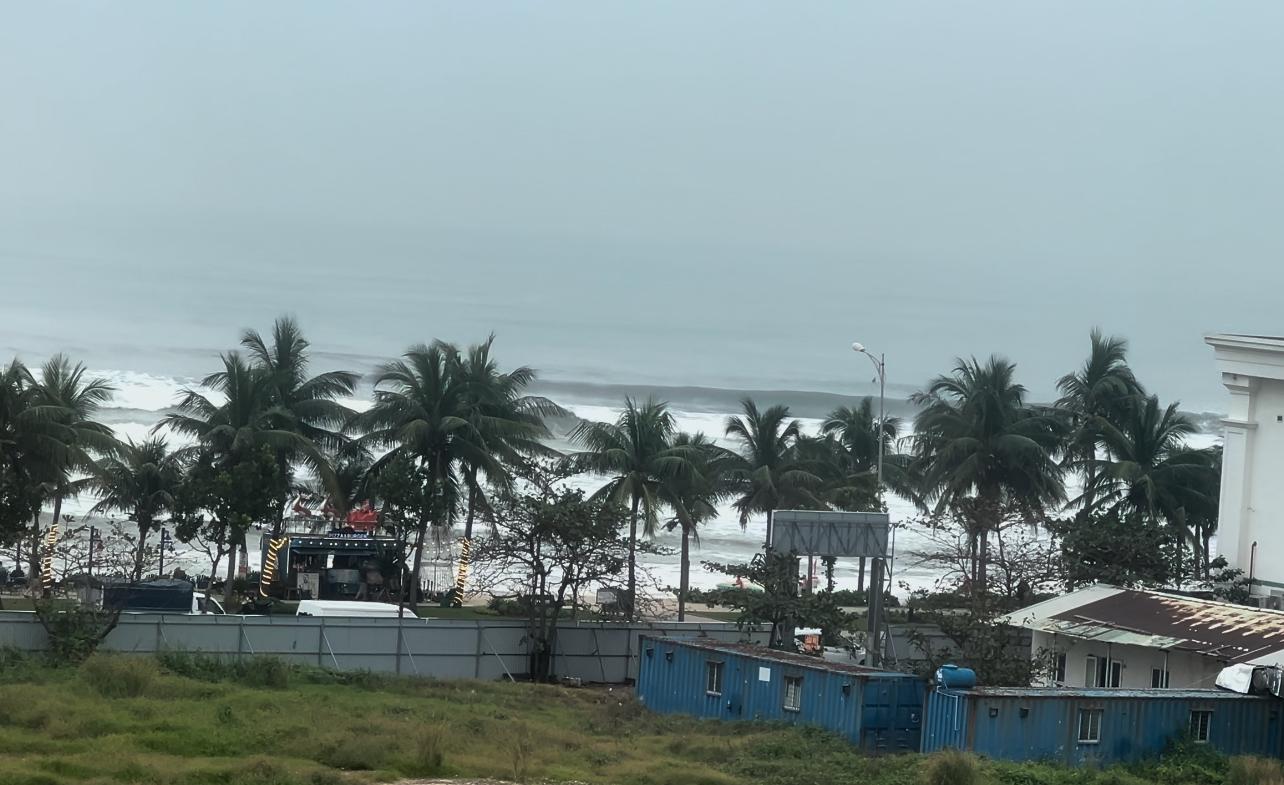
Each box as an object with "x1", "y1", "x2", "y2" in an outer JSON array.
[
  {"x1": 857, "y1": 558, "x2": 866, "y2": 592},
  {"x1": 464, "y1": 484, "x2": 477, "y2": 542},
  {"x1": 678, "y1": 524, "x2": 690, "y2": 622},
  {"x1": 42, "y1": 496, "x2": 63, "y2": 598},
  {"x1": 28, "y1": 511, "x2": 41, "y2": 592},
  {"x1": 223, "y1": 538, "x2": 239, "y2": 607},
  {"x1": 627, "y1": 496, "x2": 639, "y2": 621},
  {"x1": 405, "y1": 522, "x2": 427, "y2": 619},
  {"x1": 133, "y1": 517, "x2": 151, "y2": 583}
]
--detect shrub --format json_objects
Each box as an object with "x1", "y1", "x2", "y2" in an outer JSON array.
[
  {"x1": 404, "y1": 722, "x2": 448, "y2": 775},
  {"x1": 155, "y1": 651, "x2": 290, "y2": 689},
  {"x1": 921, "y1": 749, "x2": 980, "y2": 785},
  {"x1": 508, "y1": 723, "x2": 535, "y2": 783},
  {"x1": 81, "y1": 654, "x2": 154, "y2": 698},
  {"x1": 318, "y1": 735, "x2": 388, "y2": 771},
  {"x1": 1229, "y1": 756, "x2": 1284, "y2": 785}
]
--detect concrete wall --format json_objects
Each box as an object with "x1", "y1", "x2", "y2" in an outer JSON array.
[
  {"x1": 1208, "y1": 336, "x2": 1284, "y2": 597},
  {"x1": 1031, "y1": 631, "x2": 1224, "y2": 690},
  {"x1": 0, "y1": 611, "x2": 767, "y2": 683}
]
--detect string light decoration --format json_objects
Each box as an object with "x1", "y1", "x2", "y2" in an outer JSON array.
[
  {"x1": 259, "y1": 537, "x2": 288, "y2": 598},
  {"x1": 452, "y1": 537, "x2": 471, "y2": 607}
]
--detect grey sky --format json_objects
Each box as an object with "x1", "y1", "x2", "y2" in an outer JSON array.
[{"x1": 2, "y1": 2, "x2": 1283, "y2": 411}]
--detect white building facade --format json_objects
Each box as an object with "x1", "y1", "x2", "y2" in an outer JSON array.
[
  {"x1": 1206, "y1": 334, "x2": 1284, "y2": 599},
  {"x1": 1003, "y1": 585, "x2": 1284, "y2": 690}
]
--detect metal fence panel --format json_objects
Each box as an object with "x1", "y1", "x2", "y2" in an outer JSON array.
[{"x1": 0, "y1": 610, "x2": 765, "y2": 683}]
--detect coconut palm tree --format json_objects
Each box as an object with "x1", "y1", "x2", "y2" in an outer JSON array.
[
  {"x1": 0, "y1": 359, "x2": 62, "y2": 551},
  {"x1": 1085, "y1": 394, "x2": 1217, "y2": 580},
  {"x1": 571, "y1": 398, "x2": 698, "y2": 619},
  {"x1": 27, "y1": 356, "x2": 117, "y2": 589},
  {"x1": 912, "y1": 356, "x2": 1066, "y2": 596},
  {"x1": 452, "y1": 335, "x2": 564, "y2": 541},
  {"x1": 664, "y1": 432, "x2": 729, "y2": 621},
  {"x1": 88, "y1": 437, "x2": 183, "y2": 581},
  {"x1": 723, "y1": 399, "x2": 823, "y2": 546},
  {"x1": 1056, "y1": 330, "x2": 1141, "y2": 510},
  {"x1": 352, "y1": 342, "x2": 500, "y2": 611},
  {"x1": 158, "y1": 352, "x2": 331, "y2": 598},
  {"x1": 239, "y1": 317, "x2": 357, "y2": 530}
]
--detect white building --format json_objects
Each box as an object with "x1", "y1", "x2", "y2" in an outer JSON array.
[
  {"x1": 1206, "y1": 333, "x2": 1284, "y2": 601},
  {"x1": 1003, "y1": 585, "x2": 1284, "y2": 690}
]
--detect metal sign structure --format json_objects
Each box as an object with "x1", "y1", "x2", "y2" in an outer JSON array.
[{"x1": 769, "y1": 510, "x2": 889, "y2": 558}]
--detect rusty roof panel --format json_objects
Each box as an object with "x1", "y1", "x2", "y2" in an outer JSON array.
[{"x1": 1047, "y1": 590, "x2": 1284, "y2": 663}]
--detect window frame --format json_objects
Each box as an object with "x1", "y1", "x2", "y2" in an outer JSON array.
[
  {"x1": 1077, "y1": 708, "x2": 1103, "y2": 744},
  {"x1": 1085, "y1": 655, "x2": 1099, "y2": 687},
  {"x1": 1190, "y1": 710, "x2": 1213, "y2": 743},
  {"x1": 1151, "y1": 668, "x2": 1170, "y2": 689},
  {"x1": 705, "y1": 660, "x2": 724, "y2": 696},
  {"x1": 1053, "y1": 653, "x2": 1067, "y2": 684},
  {"x1": 783, "y1": 675, "x2": 804, "y2": 712},
  {"x1": 1107, "y1": 660, "x2": 1123, "y2": 688}
]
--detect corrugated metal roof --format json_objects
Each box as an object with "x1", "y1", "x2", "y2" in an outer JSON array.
[
  {"x1": 643, "y1": 636, "x2": 913, "y2": 678},
  {"x1": 946, "y1": 686, "x2": 1274, "y2": 700},
  {"x1": 1008, "y1": 586, "x2": 1284, "y2": 664}
]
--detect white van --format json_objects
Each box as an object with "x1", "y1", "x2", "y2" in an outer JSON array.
[{"x1": 294, "y1": 600, "x2": 413, "y2": 618}]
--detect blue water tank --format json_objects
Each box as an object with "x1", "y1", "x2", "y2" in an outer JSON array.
[{"x1": 935, "y1": 664, "x2": 977, "y2": 689}]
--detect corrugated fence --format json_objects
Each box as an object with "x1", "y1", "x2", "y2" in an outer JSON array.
[{"x1": 0, "y1": 611, "x2": 766, "y2": 683}]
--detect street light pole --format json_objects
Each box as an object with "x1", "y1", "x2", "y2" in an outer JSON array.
[{"x1": 852, "y1": 342, "x2": 888, "y2": 667}]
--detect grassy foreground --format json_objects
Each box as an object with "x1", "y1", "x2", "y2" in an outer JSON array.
[{"x1": 0, "y1": 651, "x2": 1272, "y2": 785}]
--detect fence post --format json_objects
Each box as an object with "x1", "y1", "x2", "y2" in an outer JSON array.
[
  {"x1": 473, "y1": 622, "x2": 483, "y2": 679},
  {"x1": 155, "y1": 616, "x2": 162, "y2": 653},
  {"x1": 318, "y1": 617, "x2": 325, "y2": 668},
  {"x1": 237, "y1": 616, "x2": 244, "y2": 661}
]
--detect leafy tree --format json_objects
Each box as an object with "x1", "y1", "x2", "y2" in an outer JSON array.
[
  {"x1": 571, "y1": 398, "x2": 698, "y2": 619},
  {"x1": 0, "y1": 360, "x2": 46, "y2": 545},
  {"x1": 701, "y1": 553, "x2": 855, "y2": 650},
  {"x1": 1048, "y1": 510, "x2": 1174, "y2": 589},
  {"x1": 1085, "y1": 394, "x2": 1217, "y2": 581},
  {"x1": 239, "y1": 316, "x2": 357, "y2": 530},
  {"x1": 27, "y1": 356, "x2": 117, "y2": 589},
  {"x1": 911, "y1": 356, "x2": 1065, "y2": 597},
  {"x1": 172, "y1": 446, "x2": 281, "y2": 606},
  {"x1": 87, "y1": 437, "x2": 183, "y2": 581},
  {"x1": 161, "y1": 352, "x2": 333, "y2": 533},
  {"x1": 452, "y1": 335, "x2": 564, "y2": 542},
  {"x1": 723, "y1": 399, "x2": 823, "y2": 543},
  {"x1": 370, "y1": 453, "x2": 431, "y2": 607},
  {"x1": 663, "y1": 432, "x2": 729, "y2": 621},
  {"x1": 353, "y1": 342, "x2": 492, "y2": 611},
  {"x1": 471, "y1": 459, "x2": 631, "y2": 681},
  {"x1": 1055, "y1": 330, "x2": 1141, "y2": 510}
]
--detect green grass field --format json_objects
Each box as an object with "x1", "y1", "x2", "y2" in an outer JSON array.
[{"x1": 0, "y1": 650, "x2": 1269, "y2": 785}]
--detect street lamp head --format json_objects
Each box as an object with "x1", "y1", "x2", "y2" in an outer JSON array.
[{"x1": 851, "y1": 342, "x2": 866, "y2": 354}]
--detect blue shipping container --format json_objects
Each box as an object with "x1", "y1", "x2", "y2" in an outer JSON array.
[
  {"x1": 637, "y1": 636, "x2": 925, "y2": 753},
  {"x1": 923, "y1": 687, "x2": 1284, "y2": 765}
]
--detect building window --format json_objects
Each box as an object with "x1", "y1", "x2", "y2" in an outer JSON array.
[
  {"x1": 1190, "y1": 710, "x2": 1213, "y2": 743},
  {"x1": 1107, "y1": 661, "x2": 1122, "y2": 688},
  {"x1": 783, "y1": 676, "x2": 803, "y2": 712},
  {"x1": 705, "y1": 661, "x2": 724, "y2": 695},
  {"x1": 1053, "y1": 653, "x2": 1067, "y2": 684},
  {"x1": 1077, "y1": 708, "x2": 1103, "y2": 744},
  {"x1": 1151, "y1": 668, "x2": 1170, "y2": 689},
  {"x1": 1085, "y1": 656, "x2": 1122, "y2": 687}
]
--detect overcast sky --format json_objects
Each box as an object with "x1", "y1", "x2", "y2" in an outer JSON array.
[{"x1": 2, "y1": 2, "x2": 1283, "y2": 410}]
